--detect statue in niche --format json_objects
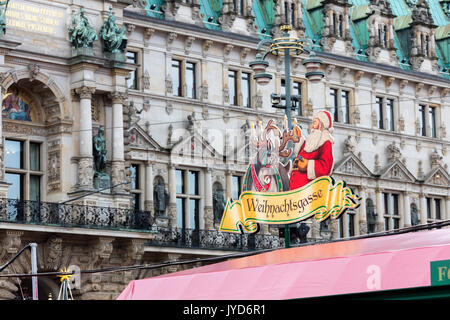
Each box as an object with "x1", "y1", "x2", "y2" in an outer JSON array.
[
  {"x1": 366, "y1": 198, "x2": 377, "y2": 233},
  {"x1": 0, "y1": 1, "x2": 9, "y2": 36},
  {"x1": 154, "y1": 178, "x2": 169, "y2": 216},
  {"x1": 68, "y1": 8, "x2": 98, "y2": 49},
  {"x1": 93, "y1": 127, "x2": 110, "y2": 189},
  {"x1": 411, "y1": 203, "x2": 419, "y2": 226},
  {"x1": 99, "y1": 6, "x2": 128, "y2": 54},
  {"x1": 213, "y1": 188, "x2": 226, "y2": 222}
]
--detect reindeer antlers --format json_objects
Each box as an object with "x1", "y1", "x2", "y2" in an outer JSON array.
[{"x1": 279, "y1": 125, "x2": 302, "y2": 158}]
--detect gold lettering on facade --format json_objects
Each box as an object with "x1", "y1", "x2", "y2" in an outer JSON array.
[{"x1": 5, "y1": 1, "x2": 64, "y2": 36}]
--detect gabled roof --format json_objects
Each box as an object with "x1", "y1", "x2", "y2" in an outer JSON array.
[
  {"x1": 128, "y1": 123, "x2": 163, "y2": 151},
  {"x1": 333, "y1": 152, "x2": 372, "y2": 177},
  {"x1": 170, "y1": 129, "x2": 222, "y2": 160},
  {"x1": 423, "y1": 165, "x2": 450, "y2": 186},
  {"x1": 377, "y1": 159, "x2": 416, "y2": 182}
]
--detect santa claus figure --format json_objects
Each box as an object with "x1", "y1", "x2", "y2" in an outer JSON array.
[{"x1": 289, "y1": 110, "x2": 335, "y2": 190}]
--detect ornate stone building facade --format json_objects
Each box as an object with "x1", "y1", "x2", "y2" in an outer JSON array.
[{"x1": 0, "y1": 0, "x2": 448, "y2": 299}]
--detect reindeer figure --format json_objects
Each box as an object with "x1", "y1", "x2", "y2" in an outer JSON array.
[{"x1": 243, "y1": 120, "x2": 302, "y2": 193}]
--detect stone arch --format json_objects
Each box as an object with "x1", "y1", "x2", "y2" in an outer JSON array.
[{"x1": 1, "y1": 66, "x2": 68, "y2": 121}]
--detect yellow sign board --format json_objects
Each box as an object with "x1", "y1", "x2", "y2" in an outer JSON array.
[{"x1": 219, "y1": 176, "x2": 360, "y2": 233}]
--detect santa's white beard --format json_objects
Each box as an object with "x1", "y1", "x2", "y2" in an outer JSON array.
[{"x1": 304, "y1": 129, "x2": 323, "y2": 153}]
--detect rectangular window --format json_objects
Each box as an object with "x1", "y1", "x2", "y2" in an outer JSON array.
[
  {"x1": 126, "y1": 51, "x2": 138, "y2": 90},
  {"x1": 341, "y1": 90, "x2": 350, "y2": 124},
  {"x1": 386, "y1": 98, "x2": 395, "y2": 131},
  {"x1": 239, "y1": 0, "x2": 244, "y2": 15},
  {"x1": 29, "y1": 142, "x2": 40, "y2": 171},
  {"x1": 435, "y1": 199, "x2": 441, "y2": 220},
  {"x1": 426, "y1": 197, "x2": 432, "y2": 219},
  {"x1": 382, "y1": 192, "x2": 389, "y2": 215},
  {"x1": 176, "y1": 197, "x2": 185, "y2": 229},
  {"x1": 5, "y1": 140, "x2": 23, "y2": 169},
  {"x1": 385, "y1": 217, "x2": 390, "y2": 231},
  {"x1": 130, "y1": 164, "x2": 139, "y2": 190},
  {"x1": 228, "y1": 70, "x2": 237, "y2": 106},
  {"x1": 186, "y1": 62, "x2": 196, "y2": 99},
  {"x1": 6, "y1": 173, "x2": 23, "y2": 200},
  {"x1": 281, "y1": 79, "x2": 286, "y2": 107},
  {"x1": 429, "y1": 106, "x2": 436, "y2": 138},
  {"x1": 189, "y1": 199, "x2": 199, "y2": 229},
  {"x1": 171, "y1": 59, "x2": 182, "y2": 96},
  {"x1": 391, "y1": 194, "x2": 399, "y2": 215},
  {"x1": 232, "y1": 176, "x2": 241, "y2": 201},
  {"x1": 376, "y1": 96, "x2": 384, "y2": 129},
  {"x1": 131, "y1": 193, "x2": 140, "y2": 211},
  {"x1": 188, "y1": 170, "x2": 199, "y2": 195},
  {"x1": 293, "y1": 81, "x2": 302, "y2": 116},
  {"x1": 176, "y1": 169, "x2": 184, "y2": 194},
  {"x1": 241, "y1": 72, "x2": 251, "y2": 108},
  {"x1": 330, "y1": 88, "x2": 338, "y2": 122},
  {"x1": 419, "y1": 104, "x2": 426, "y2": 136},
  {"x1": 393, "y1": 217, "x2": 400, "y2": 230},
  {"x1": 29, "y1": 175, "x2": 40, "y2": 202},
  {"x1": 348, "y1": 213, "x2": 355, "y2": 237}
]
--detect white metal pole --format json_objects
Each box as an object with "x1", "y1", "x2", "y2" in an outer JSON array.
[{"x1": 30, "y1": 243, "x2": 38, "y2": 300}]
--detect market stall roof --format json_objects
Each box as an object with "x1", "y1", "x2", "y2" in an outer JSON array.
[{"x1": 118, "y1": 227, "x2": 450, "y2": 300}]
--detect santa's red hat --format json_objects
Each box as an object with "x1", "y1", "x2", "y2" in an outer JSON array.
[{"x1": 314, "y1": 110, "x2": 333, "y2": 131}]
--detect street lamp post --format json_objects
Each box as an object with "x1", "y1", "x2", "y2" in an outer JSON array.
[{"x1": 249, "y1": 25, "x2": 324, "y2": 248}]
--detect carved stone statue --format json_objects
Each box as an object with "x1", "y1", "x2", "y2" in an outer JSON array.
[
  {"x1": 93, "y1": 127, "x2": 107, "y2": 173},
  {"x1": 93, "y1": 127, "x2": 110, "y2": 189},
  {"x1": 411, "y1": 203, "x2": 419, "y2": 226},
  {"x1": 68, "y1": 8, "x2": 98, "y2": 49},
  {"x1": 0, "y1": 0, "x2": 9, "y2": 36},
  {"x1": 99, "y1": 6, "x2": 128, "y2": 54},
  {"x1": 366, "y1": 198, "x2": 377, "y2": 233},
  {"x1": 213, "y1": 188, "x2": 226, "y2": 222},
  {"x1": 154, "y1": 179, "x2": 169, "y2": 216}
]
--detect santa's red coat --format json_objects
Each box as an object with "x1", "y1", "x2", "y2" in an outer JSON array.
[{"x1": 289, "y1": 140, "x2": 334, "y2": 190}]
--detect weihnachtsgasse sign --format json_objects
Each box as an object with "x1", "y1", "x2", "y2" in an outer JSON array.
[{"x1": 219, "y1": 110, "x2": 361, "y2": 234}]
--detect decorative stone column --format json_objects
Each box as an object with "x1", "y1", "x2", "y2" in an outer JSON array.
[
  {"x1": 225, "y1": 169, "x2": 232, "y2": 200},
  {"x1": 358, "y1": 187, "x2": 367, "y2": 235},
  {"x1": 167, "y1": 162, "x2": 177, "y2": 227},
  {"x1": 403, "y1": 192, "x2": 411, "y2": 228},
  {"x1": 204, "y1": 167, "x2": 214, "y2": 230},
  {"x1": 419, "y1": 193, "x2": 427, "y2": 224},
  {"x1": 446, "y1": 197, "x2": 450, "y2": 221},
  {"x1": 75, "y1": 86, "x2": 96, "y2": 189},
  {"x1": 144, "y1": 161, "x2": 154, "y2": 212},
  {"x1": 375, "y1": 188, "x2": 384, "y2": 232},
  {"x1": 110, "y1": 91, "x2": 126, "y2": 191}
]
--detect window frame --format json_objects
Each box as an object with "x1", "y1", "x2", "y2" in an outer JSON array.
[
  {"x1": 281, "y1": 77, "x2": 305, "y2": 116},
  {"x1": 329, "y1": 86, "x2": 352, "y2": 124},
  {"x1": 228, "y1": 68, "x2": 253, "y2": 108},
  {"x1": 4, "y1": 138, "x2": 44, "y2": 202},
  {"x1": 126, "y1": 50, "x2": 140, "y2": 91},
  {"x1": 375, "y1": 95, "x2": 397, "y2": 131},
  {"x1": 130, "y1": 163, "x2": 143, "y2": 211},
  {"x1": 417, "y1": 102, "x2": 440, "y2": 138},
  {"x1": 382, "y1": 192, "x2": 400, "y2": 231},
  {"x1": 175, "y1": 168, "x2": 202, "y2": 230},
  {"x1": 171, "y1": 57, "x2": 199, "y2": 99}
]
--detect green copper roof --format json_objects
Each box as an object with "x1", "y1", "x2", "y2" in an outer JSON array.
[
  {"x1": 199, "y1": 0, "x2": 222, "y2": 30},
  {"x1": 305, "y1": 0, "x2": 325, "y2": 10},
  {"x1": 253, "y1": 0, "x2": 275, "y2": 39},
  {"x1": 144, "y1": 0, "x2": 165, "y2": 19}
]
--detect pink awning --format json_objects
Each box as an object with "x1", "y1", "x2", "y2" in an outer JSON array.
[{"x1": 118, "y1": 228, "x2": 450, "y2": 300}]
